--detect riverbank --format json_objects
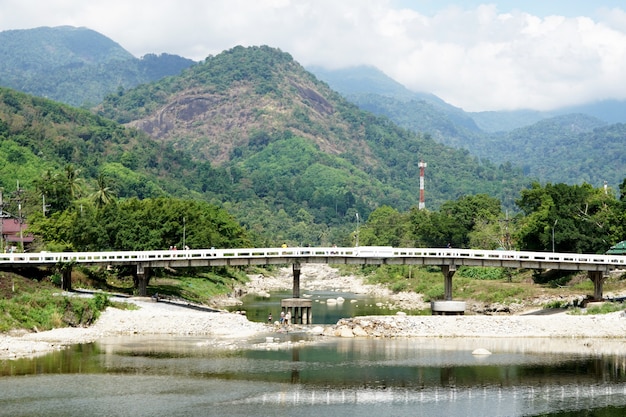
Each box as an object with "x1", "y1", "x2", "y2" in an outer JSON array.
[{"x1": 2, "y1": 264, "x2": 626, "y2": 360}]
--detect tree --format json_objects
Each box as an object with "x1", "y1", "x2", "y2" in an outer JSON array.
[
  {"x1": 90, "y1": 173, "x2": 116, "y2": 209},
  {"x1": 421, "y1": 194, "x2": 502, "y2": 248},
  {"x1": 359, "y1": 206, "x2": 410, "y2": 247},
  {"x1": 64, "y1": 164, "x2": 84, "y2": 200},
  {"x1": 516, "y1": 182, "x2": 621, "y2": 253}
]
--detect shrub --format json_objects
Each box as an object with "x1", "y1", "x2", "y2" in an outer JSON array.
[{"x1": 458, "y1": 267, "x2": 506, "y2": 280}]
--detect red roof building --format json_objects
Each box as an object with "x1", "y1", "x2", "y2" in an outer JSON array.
[{"x1": 1, "y1": 217, "x2": 34, "y2": 252}]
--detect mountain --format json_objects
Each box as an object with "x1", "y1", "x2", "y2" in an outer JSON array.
[
  {"x1": 0, "y1": 45, "x2": 529, "y2": 245},
  {"x1": 480, "y1": 115, "x2": 622, "y2": 185},
  {"x1": 309, "y1": 65, "x2": 626, "y2": 131},
  {"x1": 95, "y1": 46, "x2": 529, "y2": 236},
  {"x1": 310, "y1": 65, "x2": 626, "y2": 190},
  {"x1": 0, "y1": 26, "x2": 196, "y2": 107},
  {"x1": 0, "y1": 86, "x2": 214, "y2": 202}
]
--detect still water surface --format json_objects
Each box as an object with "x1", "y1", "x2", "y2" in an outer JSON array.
[
  {"x1": 1, "y1": 335, "x2": 626, "y2": 417},
  {"x1": 227, "y1": 290, "x2": 426, "y2": 323},
  {"x1": 2, "y1": 292, "x2": 626, "y2": 416}
]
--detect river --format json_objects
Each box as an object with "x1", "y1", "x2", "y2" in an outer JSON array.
[
  {"x1": 1, "y1": 334, "x2": 626, "y2": 417},
  {"x1": 2, "y1": 289, "x2": 626, "y2": 416}
]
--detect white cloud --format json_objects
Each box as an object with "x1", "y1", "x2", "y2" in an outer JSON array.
[{"x1": 0, "y1": 0, "x2": 625, "y2": 111}]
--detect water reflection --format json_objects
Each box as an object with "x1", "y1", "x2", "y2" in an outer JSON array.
[
  {"x1": 1, "y1": 336, "x2": 626, "y2": 416},
  {"x1": 230, "y1": 290, "x2": 426, "y2": 323}
]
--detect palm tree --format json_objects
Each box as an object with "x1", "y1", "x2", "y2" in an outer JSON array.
[
  {"x1": 64, "y1": 164, "x2": 84, "y2": 199},
  {"x1": 90, "y1": 173, "x2": 116, "y2": 209}
]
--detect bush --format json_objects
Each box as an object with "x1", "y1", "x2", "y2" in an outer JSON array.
[
  {"x1": 0, "y1": 291, "x2": 112, "y2": 331},
  {"x1": 458, "y1": 267, "x2": 506, "y2": 280},
  {"x1": 92, "y1": 293, "x2": 111, "y2": 310}
]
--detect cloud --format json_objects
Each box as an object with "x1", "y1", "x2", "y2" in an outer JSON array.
[{"x1": 0, "y1": 0, "x2": 625, "y2": 111}]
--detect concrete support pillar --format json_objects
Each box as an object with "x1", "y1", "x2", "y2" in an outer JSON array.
[
  {"x1": 292, "y1": 262, "x2": 301, "y2": 298},
  {"x1": 588, "y1": 271, "x2": 605, "y2": 301},
  {"x1": 281, "y1": 298, "x2": 312, "y2": 325},
  {"x1": 441, "y1": 264, "x2": 456, "y2": 301},
  {"x1": 135, "y1": 264, "x2": 152, "y2": 297},
  {"x1": 61, "y1": 266, "x2": 72, "y2": 291}
]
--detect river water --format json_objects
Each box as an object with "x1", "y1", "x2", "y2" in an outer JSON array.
[
  {"x1": 227, "y1": 289, "x2": 426, "y2": 323},
  {"x1": 1, "y1": 292, "x2": 626, "y2": 417}
]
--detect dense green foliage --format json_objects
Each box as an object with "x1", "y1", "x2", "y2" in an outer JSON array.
[
  {"x1": 516, "y1": 182, "x2": 623, "y2": 253},
  {"x1": 28, "y1": 197, "x2": 250, "y2": 252},
  {"x1": 0, "y1": 88, "x2": 235, "y2": 215},
  {"x1": 356, "y1": 181, "x2": 625, "y2": 254}
]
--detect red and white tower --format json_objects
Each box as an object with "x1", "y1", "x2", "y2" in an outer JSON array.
[{"x1": 418, "y1": 161, "x2": 427, "y2": 210}]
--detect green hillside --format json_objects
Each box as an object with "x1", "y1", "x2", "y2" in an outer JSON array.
[
  {"x1": 313, "y1": 66, "x2": 626, "y2": 190},
  {"x1": 0, "y1": 46, "x2": 531, "y2": 245},
  {"x1": 0, "y1": 26, "x2": 195, "y2": 107},
  {"x1": 96, "y1": 46, "x2": 530, "y2": 235}
]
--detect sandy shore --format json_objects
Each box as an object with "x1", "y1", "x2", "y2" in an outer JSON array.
[{"x1": 2, "y1": 264, "x2": 626, "y2": 360}]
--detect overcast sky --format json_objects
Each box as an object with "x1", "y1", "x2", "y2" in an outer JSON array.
[{"x1": 1, "y1": 0, "x2": 625, "y2": 112}]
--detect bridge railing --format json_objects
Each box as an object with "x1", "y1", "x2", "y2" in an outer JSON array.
[
  {"x1": 0, "y1": 247, "x2": 359, "y2": 265},
  {"x1": 0, "y1": 247, "x2": 625, "y2": 267},
  {"x1": 393, "y1": 248, "x2": 626, "y2": 266}
]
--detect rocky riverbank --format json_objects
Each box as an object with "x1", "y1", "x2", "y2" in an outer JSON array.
[{"x1": 2, "y1": 264, "x2": 626, "y2": 360}]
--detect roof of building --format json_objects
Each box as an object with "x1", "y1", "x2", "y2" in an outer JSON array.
[{"x1": 606, "y1": 240, "x2": 626, "y2": 255}]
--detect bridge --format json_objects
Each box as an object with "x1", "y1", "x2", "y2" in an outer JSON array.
[{"x1": 1, "y1": 246, "x2": 623, "y2": 306}]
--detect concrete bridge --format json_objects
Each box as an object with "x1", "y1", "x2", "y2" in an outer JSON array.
[{"x1": 1, "y1": 246, "x2": 623, "y2": 316}]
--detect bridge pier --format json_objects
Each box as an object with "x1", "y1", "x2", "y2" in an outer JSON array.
[
  {"x1": 292, "y1": 262, "x2": 301, "y2": 298},
  {"x1": 431, "y1": 264, "x2": 466, "y2": 315},
  {"x1": 61, "y1": 266, "x2": 72, "y2": 291},
  {"x1": 588, "y1": 271, "x2": 606, "y2": 301},
  {"x1": 280, "y1": 262, "x2": 312, "y2": 324},
  {"x1": 441, "y1": 264, "x2": 456, "y2": 301},
  {"x1": 134, "y1": 264, "x2": 152, "y2": 297}
]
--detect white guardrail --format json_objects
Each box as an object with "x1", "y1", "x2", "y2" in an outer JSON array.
[{"x1": 0, "y1": 246, "x2": 625, "y2": 267}]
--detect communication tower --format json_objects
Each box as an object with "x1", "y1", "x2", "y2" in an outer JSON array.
[{"x1": 418, "y1": 161, "x2": 427, "y2": 210}]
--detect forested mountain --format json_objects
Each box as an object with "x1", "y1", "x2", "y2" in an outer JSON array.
[
  {"x1": 309, "y1": 65, "x2": 547, "y2": 133},
  {"x1": 312, "y1": 65, "x2": 625, "y2": 189},
  {"x1": 0, "y1": 87, "x2": 209, "y2": 201},
  {"x1": 0, "y1": 26, "x2": 195, "y2": 107},
  {"x1": 0, "y1": 43, "x2": 531, "y2": 245},
  {"x1": 97, "y1": 46, "x2": 529, "y2": 211}
]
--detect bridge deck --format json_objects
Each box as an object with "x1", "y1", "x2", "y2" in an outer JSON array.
[{"x1": 0, "y1": 247, "x2": 622, "y2": 272}]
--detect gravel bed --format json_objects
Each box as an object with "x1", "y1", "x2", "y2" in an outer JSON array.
[{"x1": 2, "y1": 265, "x2": 626, "y2": 360}]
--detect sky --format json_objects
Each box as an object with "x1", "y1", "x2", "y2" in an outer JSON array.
[{"x1": 1, "y1": 0, "x2": 626, "y2": 112}]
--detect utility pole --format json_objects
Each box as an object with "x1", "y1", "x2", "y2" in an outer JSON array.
[
  {"x1": 355, "y1": 212, "x2": 360, "y2": 247},
  {"x1": 42, "y1": 195, "x2": 50, "y2": 217},
  {"x1": 552, "y1": 219, "x2": 558, "y2": 252},
  {"x1": 14, "y1": 181, "x2": 24, "y2": 253}
]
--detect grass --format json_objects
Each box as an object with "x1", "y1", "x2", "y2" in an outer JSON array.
[
  {"x1": 0, "y1": 289, "x2": 113, "y2": 332},
  {"x1": 337, "y1": 264, "x2": 626, "y2": 308},
  {"x1": 569, "y1": 302, "x2": 625, "y2": 315}
]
